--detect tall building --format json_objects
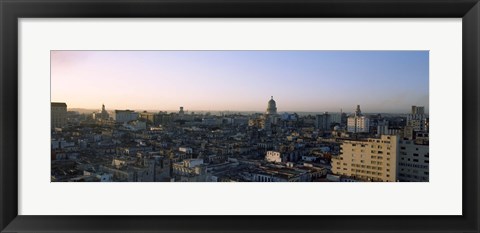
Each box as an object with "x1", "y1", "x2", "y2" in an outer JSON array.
[
  {"x1": 411, "y1": 106, "x2": 425, "y2": 115},
  {"x1": 99, "y1": 104, "x2": 109, "y2": 120},
  {"x1": 347, "y1": 105, "x2": 370, "y2": 133},
  {"x1": 139, "y1": 111, "x2": 155, "y2": 125},
  {"x1": 315, "y1": 112, "x2": 332, "y2": 130},
  {"x1": 114, "y1": 110, "x2": 139, "y2": 123},
  {"x1": 331, "y1": 135, "x2": 398, "y2": 182},
  {"x1": 407, "y1": 105, "x2": 428, "y2": 132},
  {"x1": 397, "y1": 138, "x2": 429, "y2": 182},
  {"x1": 330, "y1": 113, "x2": 343, "y2": 125},
  {"x1": 266, "y1": 96, "x2": 277, "y2": 115},
  {"x1": 51, "y1": 102, "x2": 67, "y2": 129}
]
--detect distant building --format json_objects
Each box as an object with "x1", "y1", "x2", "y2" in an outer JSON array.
[
  {"x1": 407, "y1": 106, "x2": 428, "y2": 132},
  {"x1": 330, "y1": 113, "x2": 343, "y2": 125},
  {"x1": 377, "y1": 120, "x2": 401, "y2": 136},
  {"x1": 347, "y1": 105, "x2": 370, "y2": 133},
  {"x1": 411, "y1": 106, "x2": 425, "y2": 115},
  {"x1": 51, "y1": 102, "x2": 67, "y2": 128},
  {"x1": 266, "y1": 96, "x2": 277, "y2": 115},
  {"x1": 139, "y1": 111, "x2": 155, "y2": 125},
  {"x1": 114, "y1": 110, "x2": 138, "y2": 123},
  {"x1": 265, "y1": 151, "x2": 282, "y2": 163},
  {"x1": 331, "y1": 135, "x2": 398, "y2": 182},
  {"x1": 124, "y1": 120, "x2": 146, "y2": 131},
  {"x1": 172, "y1": 158, "x2": 207, "y2": 182},
  {"x1": 99, "y1": 104, "x2": 109, "y2": 120},
  {"x1": 315, "y1": 112, "x2": 332, "y2": 130}
]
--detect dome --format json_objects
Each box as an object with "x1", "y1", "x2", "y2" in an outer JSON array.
[
  {"x1": 333, "y1": 125, "x2": 341, "y2": 131},
  {"x1": 266, "y1": 96, "x2": 277, "y2": 115}
]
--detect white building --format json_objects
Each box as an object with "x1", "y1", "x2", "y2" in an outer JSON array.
[
  {"x1": 347, "y1": 105, "x2": 370, "y2": 133},
  {"x1": 179, "y1": 147, "x2": 193, "y2": 154},
  {"x1": 265, "y1": 151, "x2": 282, "y2": 163},
  {"x1": 406, "y1": 105, "x2": 428, "y2": 132}
]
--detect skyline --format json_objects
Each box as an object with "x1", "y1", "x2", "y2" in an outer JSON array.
[{"x1": 51, "y1": 50, "x2": 429, "y2": 113}]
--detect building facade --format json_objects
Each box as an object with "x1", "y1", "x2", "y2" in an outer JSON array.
[
  {"x1": 114, "y1": 110, "x2": 139, "y2": 123},
  {"x1": 331, "y1": 135, "x2": 398, "y2": 182},
  {"x1": 315, "y1": 112, "x2": 332, "y2": 130},
  {"x1": 265, "y1": 151, "x2": 282, "y2": 163},
  {"x1": 406, "y1": 105, "x2": 428, "y2": 132},
  {"x1": 347, "y1": 105, "x2": 370, "y2": 133},
  {"x1": 51, "y1": 102, "x2": 67, "y2": 128},
  {"x1": 397, "y1": 139, "x2": 429, "y2": 182}
]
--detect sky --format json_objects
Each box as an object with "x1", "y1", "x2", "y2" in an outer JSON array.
[{"x1": 51, "y1": 50, "x2": 429, "y2": 113}]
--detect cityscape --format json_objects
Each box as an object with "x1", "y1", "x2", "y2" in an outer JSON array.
[{"x1": 51, "y1": 51, "x2": 429, "y2": 182}]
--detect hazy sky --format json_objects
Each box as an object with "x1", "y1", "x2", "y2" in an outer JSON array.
[{"x1": 51, "y1": 50, "x2": 429, "y2": 113}]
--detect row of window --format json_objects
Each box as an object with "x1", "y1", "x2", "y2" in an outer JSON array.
[
  {"x1": 351, "y1": 169, "x2": 385, "y2": 176},
  {"x1": 398, "y1": 162, "x2": 428, "y2": 169}
]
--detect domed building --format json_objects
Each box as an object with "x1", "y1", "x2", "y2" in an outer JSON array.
[{"x1": 266, "y1": 96, "x2": 277, "y2": 115}]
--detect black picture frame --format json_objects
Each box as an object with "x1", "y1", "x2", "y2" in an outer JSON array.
[{"x1": 1, "y1": 0, "x2": 479, "y2": 232}]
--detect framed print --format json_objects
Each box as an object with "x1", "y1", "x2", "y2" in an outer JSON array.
[{"x1": 1, "y1": 0, "x2": 479, "y2": 232}]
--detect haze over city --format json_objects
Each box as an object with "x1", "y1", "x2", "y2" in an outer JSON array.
[{"x1": 51, "y1": 50, "x2": 429, "y2": 113}]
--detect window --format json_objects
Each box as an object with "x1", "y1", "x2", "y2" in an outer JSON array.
[
  {"x1": 425, "y1": 160, "x2": 429, "y2": 163},
  {"x1": 413, "y1": 153, "x2": 419, "y2": 157},
  {"x1": 413, "y1": 159, "x2": 419, "y2": 162}
]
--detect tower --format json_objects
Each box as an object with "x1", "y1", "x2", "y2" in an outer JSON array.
[
  {"x1": 100, "y1": 104, "x2": 109, "y2": 120},
  {"x1": 354, "y1": 105, "x2": 362, "y2": 116}
]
